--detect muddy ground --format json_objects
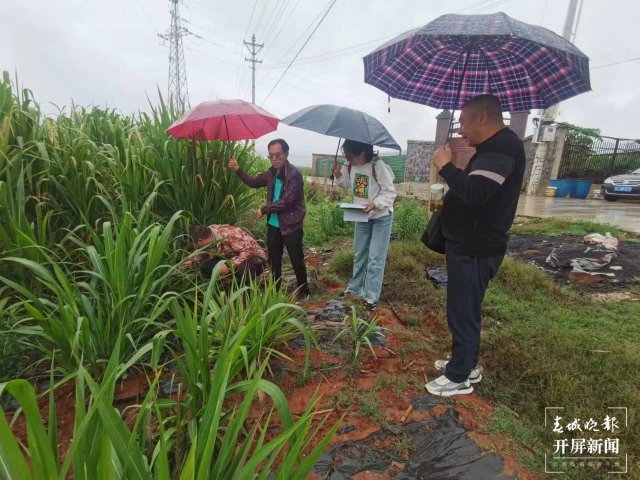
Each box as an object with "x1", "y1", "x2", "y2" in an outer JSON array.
[
  {"x1": 275, "y1": 295, "x2": 539, "y2": 480},
  {"x1": 507, "y1": 233, "x2": 640, "y2": 292}
]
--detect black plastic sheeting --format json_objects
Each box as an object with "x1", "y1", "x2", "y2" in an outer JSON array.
[
  {"x1": 426, "y1": 267, "x2": 448, "y2": 289},
  {"x1": 410, "y1": 394, "x2": 443, "y2": 412},
  {"x1": 308, "y1": 300, "x2": 350, "y2": 323},
  {"x1": 291, "y1": 301, "x2": 387, "y2": 351},
  {"x1": 314, "y1": 409, "x2": 515, "y2": 480}
]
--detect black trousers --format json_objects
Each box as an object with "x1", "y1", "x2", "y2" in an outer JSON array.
[
  {"x1": 267, "y1": 225, "x2": 308, "y2": 293},
  {"x1": 200, "y1": 255, "x2": 265, "y2": 283},
  {"x1": 233, "y1": 256, "x2": 266, "y2": 282},
  {"x1": 444, "y1": 250, "x2": 504, "y2": 383}
]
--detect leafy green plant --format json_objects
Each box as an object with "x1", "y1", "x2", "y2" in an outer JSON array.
[
  {"x1": 0, "y1": 308, "x2": 338, "y2": 480},
  {"x1": 0, "y1": 202, "x2": 182, "y2": 374},
  {"x1": 171, "y1": 264, "x2": 314, "y2": 415},
  {"x1": 334, "y1": 306, "x2": 385, "y2": 360},
  {"x1": 392, "y1": 198, "x2": 428, "y2": 241},
  {"x1": 304, "y1": 195, "x2": 352, "y2": 247}
]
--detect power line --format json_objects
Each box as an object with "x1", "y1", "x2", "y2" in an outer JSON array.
[
  {"x1": 453, "y1": 0, "x2": 512, "y2": 14},
  {"x1": 261, "y1": 0, "x2": 339, "y2": 105},
  {"x1": 263, "y1": 0, "x2": 299, "y2": 52},
  {"x1": 260, "y1": 1, "x2": 335, "y2": 84},
  {"x1": 591, "y1": 57, "x2": 640, "y2": 70},
  {"x1": 189, "y1": 31, "x2": 243, "y2": 55},
  {"x1": 181, "y1": 18, "x2": 243, "y2": 53},
  {"x1": 268, "y1": 2, "x2": 332, "y2": 67},
  {"x1": 243, "y1": 0, "x2": 259, "y2": 40},
  {"x1": 134, "y1": 0, "x2": 159, "y2": 33},
  {"x1": 261, "y1": 35, "x2": 389, "y2": 69},
  {"x1": 260, "y1": 0, "x2": 288, "y2": 42},
  {"x1": 253, "y1": 0, "x2": 272, "y2": 39}
]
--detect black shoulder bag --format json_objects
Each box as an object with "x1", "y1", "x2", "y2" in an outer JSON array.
[{"x1": 420, "y1": 211, "x2": 446, "y2": 254}]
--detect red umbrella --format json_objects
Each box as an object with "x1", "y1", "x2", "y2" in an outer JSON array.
[{"x1": 167, "y1": 99, "x2": 279, "y2": 141}]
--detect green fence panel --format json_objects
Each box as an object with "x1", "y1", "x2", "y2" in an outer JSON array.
[{"x1": 315, "y1": 155, "x2": 406, "y2": 183}]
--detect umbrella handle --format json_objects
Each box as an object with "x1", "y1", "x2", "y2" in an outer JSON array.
[{"x1": 447, "y1": 39, "x2": 475, "y2": 141}]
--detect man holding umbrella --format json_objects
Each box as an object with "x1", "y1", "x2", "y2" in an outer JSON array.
[
  {"x1": 426, "y1": 94, "x2": 525, "y2": 396},
  {"x1": 229, "y1": 139, "x2": 309, "y2": 299}
]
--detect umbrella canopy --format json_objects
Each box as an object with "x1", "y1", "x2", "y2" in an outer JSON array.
[
  {"x1": 167, "y1": 99, "x2": 279, "y2": 141},
  {"x1": 363, "y1": 12, "x2": 591, "y2": 111},
  {"x1": 281, "y1": 104, "x2": 401, "y2": 151}
]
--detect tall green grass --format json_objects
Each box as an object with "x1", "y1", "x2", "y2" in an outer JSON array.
[
  {"x1": 0, "y1": 71, "x2": 340, "y2": 476},
  {"x1": 0, "y1": 72, "x2": 266, "y2": 281},
  {"x1": 0, "y1": 198, "x2": 184, "y2": 375},
  {"x1": 0, "y1": 280, "x2": 337, "y2": 479},
  {"x1": 170, "y1": 266, "x2": 313, "y2": 415}
]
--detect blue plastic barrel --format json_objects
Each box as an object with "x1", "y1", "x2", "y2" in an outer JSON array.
[
  {"x1": 570, "y1": 180, "x2": 593, "y2": 199},
  {"x1": 548, "y1": 179, "x2": 571, "y2": 197}
]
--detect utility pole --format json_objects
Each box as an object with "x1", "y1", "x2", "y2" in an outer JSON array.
[
  {"x1": 159, "y1": 0, "x2": 190, "y2": 113},
  {"x1": 244, "y1": 34, "x2": 264, "y2": 104},
  {"x1": 527, "y1": 0, "x2": 581, "y2": 195}
]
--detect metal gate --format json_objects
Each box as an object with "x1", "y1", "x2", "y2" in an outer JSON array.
[{"x1": 559, "y1": 128, "x2": 640, "y2": 182}]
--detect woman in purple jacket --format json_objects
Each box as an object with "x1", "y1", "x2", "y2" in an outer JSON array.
[{"x1": 229, "y1": 139, "x2": 309, "y2": 299}]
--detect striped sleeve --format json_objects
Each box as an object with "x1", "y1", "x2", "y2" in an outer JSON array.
[
  {"x1": 439, "y1": 152, "x2": 514, "y2": 206},
  {"x1": 468, "y1": 153, "x2": 514, "y2": 185}
]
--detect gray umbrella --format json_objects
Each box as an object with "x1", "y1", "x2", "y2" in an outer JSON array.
[{"x1": 281, "y1": 104, "x2": 401, "y2": 151}]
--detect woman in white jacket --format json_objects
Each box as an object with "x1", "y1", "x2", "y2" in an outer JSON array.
[{"x1": 332, "y1": 139, "x2": 397, "y2": 309}]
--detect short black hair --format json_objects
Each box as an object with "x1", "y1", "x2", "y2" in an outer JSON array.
[
  {"x1": 342, "y1": 139, "x2": 375, "y2": 163},
  {"x1": 267, "y1": 138, "x2": 289, "y2": 154},
  {"x1": 462, "y1": 94, "x2": 503, "y2": 120},
  {"x1": 189, "y1": 224, "x2": 212, "y2": 245},
  {"x1": 200, "y1": 258, "x2": 217, "y2": 278}
]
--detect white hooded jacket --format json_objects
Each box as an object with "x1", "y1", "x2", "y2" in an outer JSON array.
[{"x1": 335, "y1": 159, "x2": 397, "y2": 219}]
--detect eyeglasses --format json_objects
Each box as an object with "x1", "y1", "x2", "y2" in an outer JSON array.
[{"x1": 268, "y1": 152, "x2": 285, "y2": 160}]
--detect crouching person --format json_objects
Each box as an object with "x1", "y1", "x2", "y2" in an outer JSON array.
[{"x1": 181, "y1": 224, "x2": 267, "y2": 282}]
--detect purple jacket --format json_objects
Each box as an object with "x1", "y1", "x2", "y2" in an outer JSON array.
[{"x1": 236, "y1": 161, "x2": 305, "y2": 236}]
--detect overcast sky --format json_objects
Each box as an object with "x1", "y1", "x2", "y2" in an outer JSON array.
[{"x1": 1, "y1": 0, "x2": 638, "y2": 166}]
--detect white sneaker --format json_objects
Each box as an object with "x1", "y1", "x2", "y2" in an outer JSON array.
[
  {"x1": 425, "y1": 375, "x2": 473, "y2": 397},
  {"x1": 434, "y1": 360, "x2": 483, "y2": 384}
]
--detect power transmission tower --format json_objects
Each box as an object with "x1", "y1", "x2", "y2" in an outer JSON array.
[
  {"x1": 244, "y1": 34, "x2": 263, "y2": 104},
  {"x1": 159, "y1": 0, "x2": 190, "y2": 112}
]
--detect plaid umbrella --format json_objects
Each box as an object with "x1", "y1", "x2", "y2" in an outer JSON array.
[{"x1": 363, "y1": 12, "x2": 591, "y2": 111}]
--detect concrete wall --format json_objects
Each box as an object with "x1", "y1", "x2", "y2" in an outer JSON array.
[{"x1": 405, "y1": 140, "x2": 435, "y2": 182}]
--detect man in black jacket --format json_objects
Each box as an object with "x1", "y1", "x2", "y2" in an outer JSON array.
[{"x1": 425, "y1": 94, "x2": 525, "y2": 396}]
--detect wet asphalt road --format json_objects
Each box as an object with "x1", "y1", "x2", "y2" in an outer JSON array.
[{"x1": 517, "y1": 195, "x2": 640, "y2": 233}]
